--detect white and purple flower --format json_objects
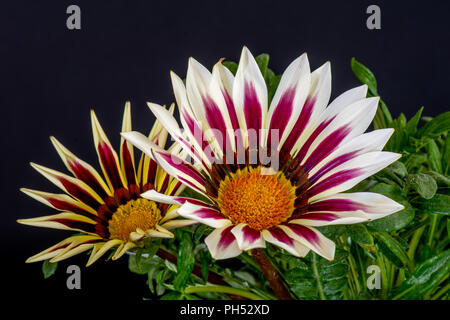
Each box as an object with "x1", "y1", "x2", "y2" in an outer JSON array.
[{"x1": 123, "y1": 47, "x2": 404, "y2": 261}]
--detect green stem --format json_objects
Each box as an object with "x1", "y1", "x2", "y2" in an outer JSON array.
[
  {"x1": 431, "y1": 282, "x2": 450, "y2": 300},
  {"x1": 348, "y1": 254, "x2": 361, "y2": 295},
  {"x1": 312, "y1": 253, "x2": 326, "y2": 300},
  {"x1": 185, "y1": 285, "x2": 265, "y2": 300},
  {"x1": 427, "y1": 214, "x2": 438, "y2": 247},
  {"x1": 376, "y1": 251, "x2": 388, "y2": 299}
]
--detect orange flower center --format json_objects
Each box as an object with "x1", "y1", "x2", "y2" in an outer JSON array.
[
  {"x1": 108, "y1": 198, "x2": 161, "y2": 241},
  {"x1": 217, "y1": 168, "x2": 296, "y2": 231}
]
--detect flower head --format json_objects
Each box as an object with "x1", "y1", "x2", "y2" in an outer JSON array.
[
  {"x1": 18, "y1": 103, "x2": 195, "y2": 266},
  {"x1": 123, "y1": 47, "x2": 404, "y2": 261}
]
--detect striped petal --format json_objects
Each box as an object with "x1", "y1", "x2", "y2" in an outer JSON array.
[
  {"x1": 160, "y1": 219, "x2": 198, "y2": 230},
  {"x1": 25, "y1": 235, "x2": 102, "y2": 263},
  {"x1": 282, "y1": 62, "x2": 331, "y2": 154},
  {"x1": 308, "y1": 192, "x2": 405, "y2": 220},
  {"x1": 289, "y1": 211, "x2": 369, "y2": 227},
  {"x1": 308, "y1": 151, "x2": 401, "y2": 201},
  {"x1": 294, "y1": 97, "x2": 379, "y2": 169},
  {"x1": 266, "y1": 53, "x2": 311, "y2": 149},
  {"x1": 112, "y1": 242, "x2": 136, "y2": 260},
  {"x1": 230, "y1": 223, "x2": 266, "y2": 250},
  {"x1": 233, "y1": 46, "x2": 267, "y2": 148},
  {"x1": 30, "y1": 163, "x2": 104, "y2": 211},
  {"x1": 17, "y1": 211, "x2": 96, "y2": 233},
  {"x1": 279, "y1": 224, "x2": 335, "y2": 261},
  {"x1": 205, "y1": 225, "x2": 242, "y2": 260},
  {"x1": 186, "y1": 58, "x2": 235, "y2": 154},
  {"x1": 51, "y1": 137, "x2": 111, "y2": 199},
  {"x1": 91, "y1": 110, "x2": 127, "y2": 191},
  {"x1": 122, "y1": 131, "x2": 207, "y2": 195},
  {"x1": 261, "y1": 227, "x2": 310, "y2": 257},
  {"x1": 177, "y1": 203, "x2": 231, "y2": 228},
  {"x1": 308, "y1": 128, "x2": 394, "y2": 183},
  {"x1": 20, "y1": 188, "x2": 97, "y2": 218},
  {"x1": 120, "y1": 102, "x2": 138, "y2": 189},
  {"x1": 86, "y1": 239, "x2": 123, "y2": 266}
]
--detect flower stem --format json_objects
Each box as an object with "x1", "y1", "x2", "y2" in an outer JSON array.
[
  {"x1": 185, "y1": 285, "x2": 265, "y2": 300},
  {"x1": 250, "y1": 248, "x2": 292, "y2": 300}
]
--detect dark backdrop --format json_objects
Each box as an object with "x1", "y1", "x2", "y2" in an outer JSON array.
[{"x1": 1, "y1": 0, "x2": 449, "y2": 307}]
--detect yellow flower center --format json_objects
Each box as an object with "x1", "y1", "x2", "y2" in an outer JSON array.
[
  {"x1": 217, "y1": 168, "x2": 296, "y2": 231},
  {"x1": 108, "y1": 198, "x2": 161, "y2": 241}
]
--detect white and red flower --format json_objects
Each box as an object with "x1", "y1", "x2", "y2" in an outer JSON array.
[{"x1": 123, "y1": 47, "x2": 404, "y2": 261}]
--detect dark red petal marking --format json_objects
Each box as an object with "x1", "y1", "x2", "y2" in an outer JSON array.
[
  {"x1": 308, "y1": 150, "x2": 360, "y2": 185},
  {"x1": 302, "y1": 125, "x2": 352, "y2": 172},
  {"x1": 281, "y1": 97, "x2": 316, "y2": 154},
  {"x1": 287, "y1": 224, "x2": 319, "y2": 245},
  {"x1": 156, "y1": 152, "x2": 206, "y2": 186},
  {"x1": 158, "y1": 174, "x2": 170, "y2": 194},
  {"x1": 169, "y1": 181, "x2": 183, "y2": 196},
  {"x1": 241, "y1": 225, "x2": 261, "y2": 244},
  {"x1": 294, "y1": 116, "x2": 335, "y2": 165},
  {"x1": 47, "y1": 197, "x2": 96, "y2": 220},
  {"x1": 146, "y1": 158, "x2": 158, "y2": 186},
  {"x1": 308, "y1": 168, "x2": 362, "y2": 198},
  {"x1": 121, "y1": 142, "x2": 136, "y2": 186},
  {"x1": 59, "y1": 177, "x2": 102, "y2": 210},
  {"x1": 309, "y1": 199, "x2": 365, "y2": 212},
  {"x1": 68, "y1": 160, "x2": 108, "y2": 199},
  {"x1": 269, "y1": 227, "x2": 294, "y2": 245},
  {"x1": 218, "y1": 226, "x2": 236, "y2": 249},
  {"x1": 243, "y1": 81, "x2": 262, "y2": 145},
  {"x1": 267, "y1": 87, "x2": 296, "y2": 147},
  {"x1": 195, "y1": 207, "x2": 225, "y2": 220},
  {"x1": 182, "y1": 110, "x2": 213, "y2": 163},
  {"x1": 295, "y1": 212, "x2": 338, "y2": 221},
  {"x1": 203, "y1": 95, "x2": 233, "y2": 154},
  {"x1": 98, "y1": 142, "x2": 124, "y2": 191}
]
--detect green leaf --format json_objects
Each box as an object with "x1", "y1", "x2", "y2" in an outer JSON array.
[
  {"x1": 174, "y1": 232, "x2": 195, "y2": 290},
  {"x1": 406, "y1": 173, "x2": 438, "y2": 199},
  {"x1": 222, "y1": 61, "x2": 238, "y2": 75},
  {"x1": 375, "y1": 232, "x2": 412, "y2": 271},
  {"x1": 42, "y1": 260, "x2": 58, "y2": 279},
  {"x1": 447, "y1": 219, "x2": 450, "y2": 240},
  {"x1": 160, "y1": 291, "x2": 183, "y2": 300},
  {"x1": 415, "y1": 194, "x2": 450, "y2": 215},
  {"x1": 417, "y1": 111, "x2": 450, "y2": 138},
  {"x1": 129, "y1": 254, "x2": 160, "y2": 275},
  {"x1": 405, "y1": 153, "x2": 428, "y2": 172},
  {"x1": 425, "y1": 171, "x2": 450, "y2": 187},
  {"x1": 426, "y1": 140, "x2": 442, "y2": 173},
  {"x1": 405, "y1": 107, "x2": 424, "y2": 137},
  {"x1": 316, "y1": 225, "x2": 346, "y2": 241},
  {"x1": 350, "y1": 58, "x2": 378, "y2": 95},
  {"x1": 394, "y1": 250, "x2": 450, "y2": 299},
  {"x1": 268, "y1": 74, "x2": 281, "y2": 105},
  {"x1": 443, "y1": 136, "x2": 450, "y2": 175},
  {"x1": 255, "y1": 53, "x2": 270, "y2": 79},
  {"x1": 346, "y1": 224, "x2": 374, "y2": 246}
]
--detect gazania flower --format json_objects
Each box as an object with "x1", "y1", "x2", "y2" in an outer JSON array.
[
  {"x1": 18, "y1": 103, "x2": 194, "y2": 266},
  {"x1": 123, "y1": 47, "x2": 404, "y2": 261}
]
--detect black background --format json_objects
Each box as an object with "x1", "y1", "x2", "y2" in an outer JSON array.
[{"x1": 1, "y1": 0, "x2": 449, "y2": 308}]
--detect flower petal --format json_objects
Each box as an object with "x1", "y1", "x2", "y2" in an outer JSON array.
[
  {"x1": 120, "y1": 102, "x2": 138, "y2": 189},
  {"x1": 279, "y1": 224, "x2": 335, "y2": 261},
  {"x1": 230, "y1": 223, "x2": 266, "y2": 250},
  {"x1": 91, "y1": 110, "x2": 127, "y2": 191},
  {"x1": 17, "y1": 212, "x2": 96, "y2": 233},
  {"x1": 261, "y1": 227, "x2": 310, "y2": 257},
  {"x1": 233, "y1": 47, "x2": 267, "y2": 148},
  {"x1": 289, "y1": 210, "x2": 369, "y2": 226},
  {"x1": 307, "y1": 128, "x2": 394, "y2": 183},
  {"x1": 267, "y1": 53, "x2": 311, "y2": 149},
  {"x1": 308, "y1": 192, "x2": 405, "y2": 220},
  {"x1": 177, "y1": 203, "x2": 231, "y2": 228},
  {"x1": 205, "y1": 225, "x2": 242, "y2": 260},
  {"x1": 308, "y1": 151, "x2": 401, "y2": 201},
  {"x1": 51, "y1": 137, "x2": 111, "y2": 199},
  {"x1": 29, "y1": 163, "x2": 104, "y2": 211}
]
